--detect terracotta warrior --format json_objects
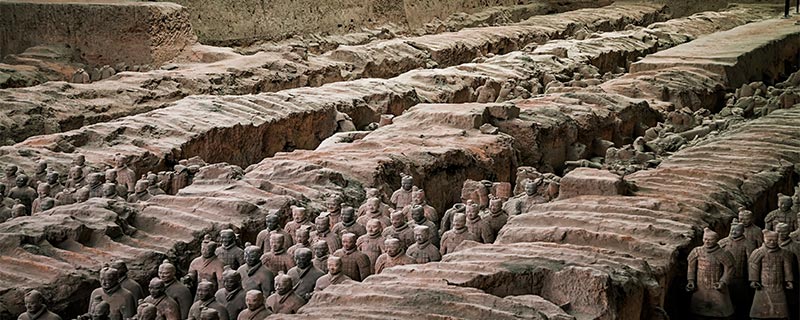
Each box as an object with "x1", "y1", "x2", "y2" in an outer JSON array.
[
  {"x1": 333, "y1": 233, "x2": 372, "y2": 282},
  {"x1": 216, "y1": 229, "x2": 245, "y2": 270},
  {"x1": 465, "y1": 201, "x2": 494, "y2": 244},
  {"x1": 312, "y1": 240, "x2": 330, "y2": 273},
  {"x1": 158, "y1": 260, "x2": 192, "y2": 319},
  {"x1": 265, "y1": 274, "x2": 306, "y2": 314},
  {"x1": 719, "y1": 222, "x2": 757, "y2": 318},
  {"x1": 503, "y1": 179, "x2": 543, "y2": 216},
  {"x1": 89, "y1": 300, "x2": 110, "y2": 320},
  {"x1": 287, "y1": 227, "x2": 311, "y2": 257},
  {"x1": 402, "y1": 189, "x2": 439, "y2": 225},
  {"x1": 286, "y1": 248, "x2": 325, "y2": 300},
  {"x1": 31, "y1": 161, "x2": 48, "y2": 187},
  {"x1": 89, "y1": 267, "x2": 137, "y2": 320},
  {"x1": 323, "y1": 195, "x2": 343, "y2": 229},
  {"x1": 127, "y1": 180, "x2": 152, "y2": 203},
  {"x1": 66, "y1": 166, "x2": 86, "y2": 190},
  {"x1": 382, "y1": 211, "x2": 415, "y2": 250},
  {"x1": 105, "y1": 169, "x2": 128, "y2": 199},
  {"x1": 259, "y1": 233, "x2": 295, "y2": 274},
  {"x1": 18, "y1": 290, "x2": 61, "y2": 320},
  {"x1": 314, "y1": 256, "x2": 351, "y2": 292},
  {"x1": 686, "y1": 228, "x2": 735, "y2": 319},
  {"x1": 439, "y1": 203, "x2": 466, "y2": 237},
  {"x1": 188, "y1": 281, "x2": 229, "y2": 320},
  {"x1": 214, "y1": 268, "x2": 246, "y2": 319},
  {"x1": 31, "y1": 183, "x2": 52, "y2": 214},
  {"x1": 356, "y1": 188, "x2": 390, "y2": 218},
  {"x1": 236, "y1": 290, "x2": 271, "y2": 320},
  {"x1": 409, "y1": 205, "x2": 439, "y2": 246},
  {"x1": 142, "y1": 278, "x2": 181, "y2": 320},
  {"x1": 255, "y1": 213, "x2": 293, "y2": 254},
  {"x1": 188, "y1": 235, "x2": 226, "y2": 287},
  {"x1": 484, "y1": 197, "x2": 508, "y2": 238},
  {"x1": 407, "y1": 225, "x2": 441, "y2": 264},
  {"x1": 440, "y1": 213, "x2": 477, "y2": 256},
  {"x1": 9, "y1": 175, "x2": 37, "y2": 215},
  {"x1": 84, "y1": 173, "x2": 105, "y2": 199},
  {"x1": 46, "y1": 172, "x2": 63, "y2": 198},
  {"x1": 284, "y1": 206, "x2": 314, "y2": 244},
  {"x1": 765, "y1": 194, "x2": 796, "y2": 231},
  {"x1": 136, "y1": 303, "x2": 158, "y2": 320},
  {"x1": 102, "y1": 183, "x2": 125, "y2": 201},
  {"x1": 739, "y1": 209, "x2": 764, "y2": 247},
  {"x1": 778, "y1": 223, "x2": 800, "y2": 320},
  {"x1": 111, "y1": 260, "x2": 144, "y2": 302},
  {"x1": 3, "y1": 164, "x2": 18, "y2": 189},
  {"x1": 749, "y1": 230, "x2": 794, "y2": 319},
  {"x1": 237, "y1": 244, "x2": 274, "y2": 294},
  {"x1": 310, "y1": 215, "x2": 341, "y2": 254},
  {"x1": 357, "y1": 219, "x2": 386, "y2": 272},
  {"x1": 390, "y1": 175, "x2": 414, "y2": 209},
  {"x1": 356, "y1": 197, "x2": 391, "y2": 229},
  {"x1": 113, "y1": 154, "x2": 136, "y2": 193},
  {"x1": 332, "y1": 206, "x2": 366, "y2": 238},
  {"x1": 375, "y1": 238, "x2": 415, "y2": 274},
  {"x1": 146, "y1": 174, "x2": 166, "y2": 196}
]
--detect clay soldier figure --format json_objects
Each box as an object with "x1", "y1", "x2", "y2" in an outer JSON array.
[
  {"x1": 89, "y1": 300, "x2": 110, "y2": 320},
  {"x1": 265, "y1": 274, "x2": 305, "y2": 314},
  {"x1": 287, "y1": 227, "x2": 311, "y2": 257},
  {"x1": 113, "y1": 154, "x2": 136, "y2": 193},
  {"x1": 31, "y1": 161, "x2": 48, "y2": 187},
  {"x1": 214, "y1": 269, "x2": 246, "y2": 319},
  {"x1": 390, "y1": 175, "x2": 414, "y2": 209},
  {"x1": 127, "y1": 181, "x2": 152, "y2": 203},
  {"x1": 0, "y1": 194, "x2": 11, "y2": 222},
  {"x1": 188, "y1": 235, "x2": 226, "y2": 287},
  {"x1": 9, "y1": 175, "x2": 37, "y2": 214},
  {"x1": 255, "y1": 213, "x2": 293, "y2": 254},
  {"x1": 89, "y1": 267, "x2": 137, "y2": 320},
  {"x1": 402, "y1": 189, "x2": 439, "y2": 225},
  {"x1": 686, "y1": 228, "x2": 735, "y2": 319},
  {"x1": 323, "y1": 195, "x2": 343, "y2": 229},
  {"x1": 146, "y1": 174, "x2": 166, "y2": 196},
  {"x1": 314, "y1": 256, "x2": 351, "y2": 292},
  {"x1": 749, "y1": 230, "x2": 794, "y2": 319},
  {"x1": 102, "y1": 183, "x2": 125, "y2": 201},
  {"x1": 503, "y1": 180, "x2": 540, "y2": 216},
  {"x1": 216, "y1": 229, "x2": 245, "y2": 270},
  {"x1": 439, "y1": 203, "x2": 466, "y2": 237},
  {"x1": 105, "y1": 169, "x2": 128, "y2": 199},
  {"x1": 66, "y1": 166, "x2": 86, "y2": 190},
  {"x1": 200, "y1": 309, "x2": 222, "y2": 320},
  {"x1": 284, "y1": 206, "x2": 314, "y2": 244},
  {"x1": 188, "y1": 281, "x2": 229, "y2": 320},
  {"x1": 312, "y1": 241, "x2": 330, "y2": 273},
  {"x1": 84, "y1": 173, "x2": 105, "y2": 199},
  {"x1": 740, "y1": 209, "x2": 764, "y2": 247},
  {"x1": 382, "y1": 211, "x2": 415, "y2": 250},
  {"x1": 72, "y1": 155, "x2": 91, "y2": 176},
  {"x1": 171, "y1": 165, "x2": 191, "y2": 194},
  {"x1": 136, "y1": 303, "x2": 158, "y2": 320},
  {"x1": 375, "y1": 238, "x2": 415, "y2": 274},
  {"x1": 441, "y1": 213, "x2": 477, "y2": 256},
  {"x1": 111, "y1": 260, "x2": 144, "y2": 302},
  {"x1": 407, "y1": 226, "x2": 441, "y2": 264},
  {"x1": 332, "y1": 233, "x2": 372, "y2": 282},
  {"x1": 332, "y1": 206, "x2": 366, "y2": 238},
  {"x1": 310, "y1": 215, "x2": 341, "y2": 254},
  {"x1": 357, "y1": 219, "x2": 387, "y2": 272},
  {"x1": 259, "y1": 233, "x2": 295, "y2": 274},
  {"x1": 465, "y1": 201, "x2": 494, "y2": 244},
  {"x1": 777, "y1": 222, "x2": 800, "y2": 320},
  {"x1": 237, "y1": 244, "x2": 274, "y2": 294},
  {"x1": 158, "y1": 260, "x2": 192, "y2": 319},
  {"x1": 71, "y1": 68, "x2": 91, "y2": 83},
  {"x1": 3, "y1": 164, "x2": 18, "y2": 189},
  {"x1": 237, "y1": 290, "x2": 271, "y2": 320},
  {"x1": 409, "y1": 205, "x2": 439, "y2": 246},
  {"x1": 142, "y1": 278, "x2": 181, "y2": 320},
  {"x1": 11, "y1": 200, "x2": 27, "y2": 218},
  {"x1": 31, "y1": 183, "x2": 52, "y2": 214},
  {"x1": 484, "y1": 197, "x2": 509, "y2": 238},
  {"x1": 0, "y1": 184, "x2": 15, "y2": 208},
  {"x1": 765, "y1": 194, "x2": 796, "y2": 231},
  {"x1": 39, "y1": 198, "x2": 55, "y2": 212},
  {"x1": 18, "y1": 290, "x2": 62, "y2": 320},
  {"x1": 46, "y1": 172, "x2": 63, "y2": 198},
  {"x1": 356, "y1": 197, "x2": 391, "y2": 229},
  {"x1": 357, "y1": 188, "x2": 391, "y2": 218},
  {"x1": 475, "y1": 80, "x2": 497, "y2": 103},
  {"x1": 719, "y1": 222, "x2": 757, "y2": 319},
  {"x1": 286, "y1": 248, "x2": 325, "y2": 300}
]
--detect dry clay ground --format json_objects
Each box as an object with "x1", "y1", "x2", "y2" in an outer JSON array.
[{"x1": 0, "y1": 1, "x2": 799, "y2": 319}]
